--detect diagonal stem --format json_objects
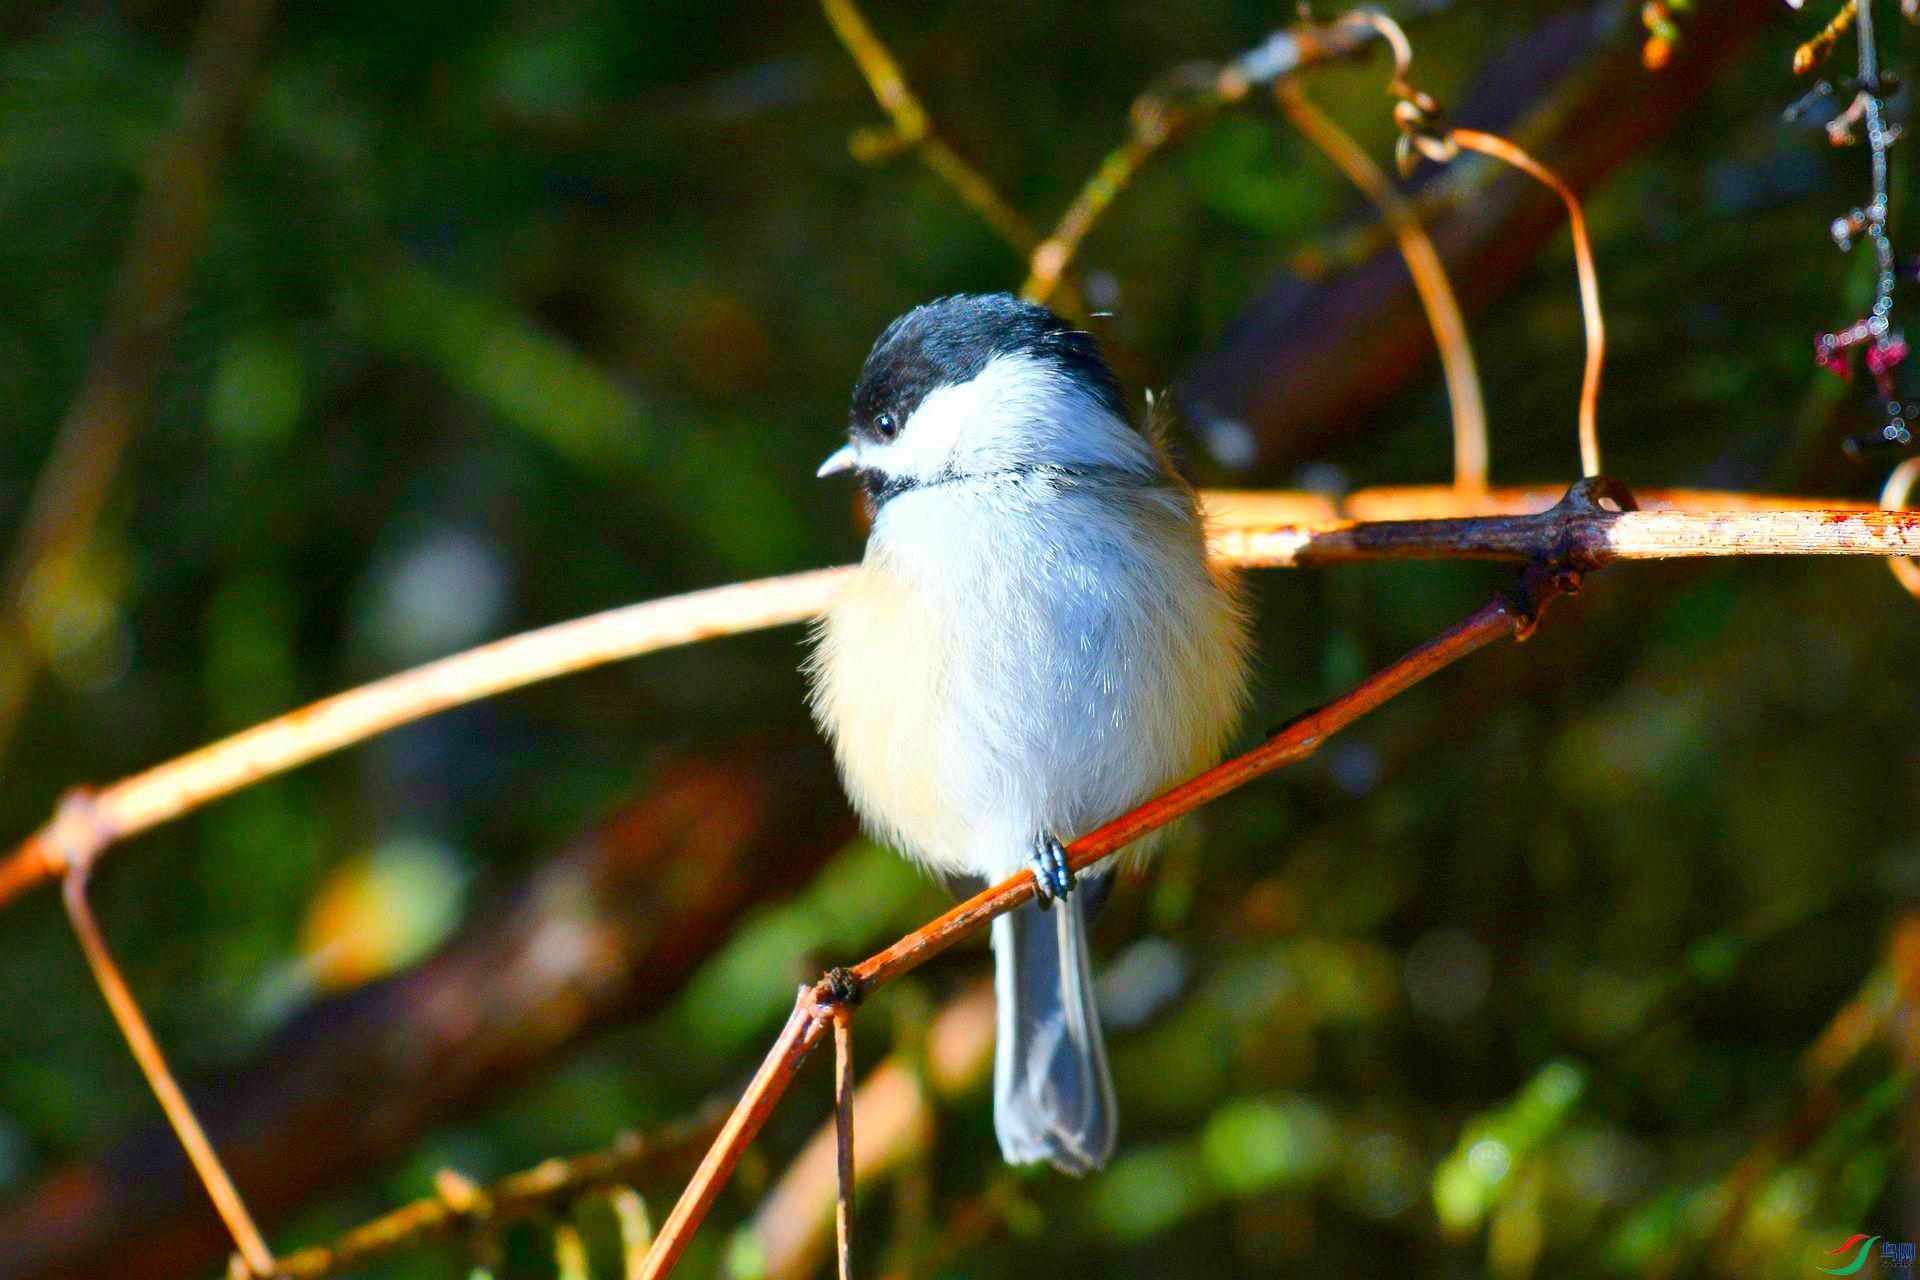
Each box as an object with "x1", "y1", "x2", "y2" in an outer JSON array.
[
  {"x1": 0, "y1": 0, "x2": 282, "y2": 766},
  {"x1": 636, "y1": 558, "x2": 1578, "y2": 1278},
  {"x1": 640, "y1": 998, "x2": 828, "y2": 1279},
  {"x1": 61, "y1": 858, "x2": 275, "y2": 1276}
]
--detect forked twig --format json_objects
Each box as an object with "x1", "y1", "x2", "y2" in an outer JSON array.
[
  {"x1": 62, "y1": 856, "x2": 275, "y2": 1277},
  {"x1": 1276, "y1": 80, "x2": 1488, "y2": 491},
  {"x1": 749, "y1": 982, "x2": 995, "y2": 1280},
  {"x1": 636, "y1": 537, "x2": 1592, "y2": 1277}
]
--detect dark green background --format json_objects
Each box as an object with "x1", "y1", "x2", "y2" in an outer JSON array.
[{"x1": 0, "y1": 1, "x2": 1916, "y2": 1277}]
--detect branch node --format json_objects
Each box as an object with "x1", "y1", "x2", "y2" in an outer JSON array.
[
  {"x1": 1505, "y1": 478, "x2": 1636, "y2": 637},
  {"x1": 434, "y1": 1167, "x2": 492, "y2": 1219},
  {"x1": 820, "y1": 966, "x2": 865, "y2": 1011},
  {"x1": 1504, "y1": 564, "x2": 1577, "y2": 642},
  {"x1": 42, "y1": 785, "x2": 111, "y2": 879},
  {"x1": 1558, "y1": 475, "x2": 1640, "y2": 516},
  {"x1": 1543, "y1": 475, "x2": 1639, "y2": 574}
]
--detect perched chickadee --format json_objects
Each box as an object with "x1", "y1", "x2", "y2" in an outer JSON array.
[{"x1": 808, "y1": 294, "x2": 1252, "y2": 1173}]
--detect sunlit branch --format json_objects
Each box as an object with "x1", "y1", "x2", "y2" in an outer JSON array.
[
  {"x1": 261, "y1": 1111, "x2": 721, "y2": 1280},
  {"x1": 0, "y1": 487, "x2": 1901, "y2": 916}
]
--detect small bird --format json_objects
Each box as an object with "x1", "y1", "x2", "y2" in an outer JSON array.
[{"x1": 807, "y1": 293, "x2": 1252, "y2": 1173}]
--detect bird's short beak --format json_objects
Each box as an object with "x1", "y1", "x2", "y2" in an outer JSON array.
[{"x1": 816, "y1": 443, "x2": 858, "y2": 478}]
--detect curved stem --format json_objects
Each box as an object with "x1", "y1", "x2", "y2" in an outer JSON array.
[
  {"x1": 1278, "y1": 82, "x2": 1487, "y2": 491},
  {"x1": 1450, "y1": 129, "x2": 1606, "y2": 478}
]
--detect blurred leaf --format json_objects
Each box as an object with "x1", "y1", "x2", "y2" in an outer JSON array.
[
  {"x1": 1433, "y1": 1061, "x2": 1587, "y2": 1237},
  {"x1": 300, "y1": 835, "x2": 471, "y2": 992}
]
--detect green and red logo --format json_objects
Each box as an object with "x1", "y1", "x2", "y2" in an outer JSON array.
[
  {"x1": 1820, "y1": 1235, "x2": 1916, "y2": 1274},
  {"x1": 1820, "y1": 1236, "x2": 1881, "y2": 1275}
]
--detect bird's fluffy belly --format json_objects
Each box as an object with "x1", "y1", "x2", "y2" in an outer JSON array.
[{"x1": 810, "y1": 487, "x2": 1247, "y2": 880}]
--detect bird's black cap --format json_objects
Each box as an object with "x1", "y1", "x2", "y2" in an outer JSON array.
[{"x1": 849, "y1": 294, "x2": 1126, "y2": 444}]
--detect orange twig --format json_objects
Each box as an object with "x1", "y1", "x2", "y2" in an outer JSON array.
[
  {"x1": 750, "y1": 983, "x2": 994, "y2": 1280},
  {"x1": 833, "y1": 1012, "x2": 856, "y2": 1280},
  {"x1": 62, "y1": 858, "x2": 274, "y2": 1277},
  {"x1": 1276, "y1": 81, "x2": 1488, "y2": 492},
  {"x1": 637, "y1": 550, "x2": 1581, "y2": 1276},
  {"x1": 1449, "y1": 129, "x2": 1606, "y2": 479},
  {"x1": 1795, "y1": 0, "x2": 1860, "y2": 74},
  {"x1": 640, "y1": 998, "x2": 829, "y2": 1279},
  {"x1": 1348, "y1": 8, "x2": 1606, "y2": 479},
  {"x1": 0, "y1": 568, "x2": 848, "y2": 910}
]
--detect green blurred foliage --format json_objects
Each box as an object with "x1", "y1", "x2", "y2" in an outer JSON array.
[{"x1": 2, "y1": 1, "x2": 1920, "y2": 1278}]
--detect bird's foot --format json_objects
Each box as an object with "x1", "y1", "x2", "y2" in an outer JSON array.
[{"x1": 1027, "y1": 831, "x2": 1075, "y2": 910}]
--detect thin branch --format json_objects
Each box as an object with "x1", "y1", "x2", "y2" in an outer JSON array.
[
  {"x1": 62, "y1": 859, "x2": 275, "y2": 1277},
  {"x1": 817, "y1": 0, "x2": 1041, "y2": 257},
  {"x1": 0, "y1": 568, "x2": 849, "y2": 908},
  {"x1": 0, "y1": 0, "x2": 282, "y2": 763},
  {"x1": 1449, "y1": 129, "x2": 1607, "y2": 478},
  {"x1": 641, "y1": 999, "x2": 827, "y2": 1280},
  {"x1": 264, "y1": 1111, "x2": 722, "y2": 1280},
  {"x1": 816, "y1": 0, "x2": 1090, "y2": 322},
  {"x1": 636, "y1": 551, "x2": 1584, "y2": 1277},
  {"x1": 1355, "y1": 7, "x2": 1607, "y2": 478},
  {"x1": 1276, "y1": 81, "x2": 1488, "y2": 491},
  {"x1": 1795, "y1": 0, "x2": 1860, "y2": 73},
  {"x1": 1211, "y1": 498, "x2": 1920, "y2": 568},
  {"x1": 832, "y1": 1012, "x2": 855, "y2": 1280},
  {"x1": 0, "y1": 746, "x2": 847, "y2": 1280},
  {"x1": 1020, "y1": 18, "x2": 1394, "y2": 306},
  {"x1": 1181, "y1": 0, "x2": 1774, "y2": 470},
  {"x1": 749, "y1": 983, "x2": 994, "y2": 1280},
  {"x1": 0, "y1": 487, "x2": 1905, "y2": 916}
]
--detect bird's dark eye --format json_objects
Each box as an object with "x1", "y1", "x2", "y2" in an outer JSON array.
[{"x1": 874, "y1": 412, "x2": 898, "y2": 440}]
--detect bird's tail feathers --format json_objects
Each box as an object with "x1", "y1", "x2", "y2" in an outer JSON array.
[{"x1": 991, "y1": 893, "x2": 1117, "y2": 1174}]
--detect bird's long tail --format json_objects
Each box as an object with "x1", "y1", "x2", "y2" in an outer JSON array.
[{"x1": 991, "y1": 891, "x2": 1117, "y2": 1174}]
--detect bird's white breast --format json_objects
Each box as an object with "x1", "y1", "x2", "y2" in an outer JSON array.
[{"x1": 809, "y1": 475, "x2": 1249, "y2": 881}]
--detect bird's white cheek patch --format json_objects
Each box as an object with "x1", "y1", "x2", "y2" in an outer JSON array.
[{"x1": 864, "y1": 354, "x2": 1062, "y2": 482}]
